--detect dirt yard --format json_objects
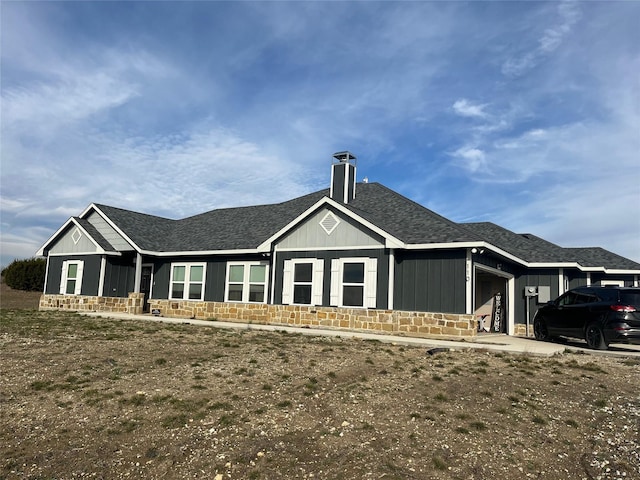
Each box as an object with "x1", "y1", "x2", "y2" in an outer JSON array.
[{"x1": 1, "y1": 285, "x2": 639, "y2": 479}]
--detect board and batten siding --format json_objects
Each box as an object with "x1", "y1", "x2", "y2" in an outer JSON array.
[
  {"x1": 513, "y1": 268, "x2": 560, "y2": 326},
  {"x1": 45, "y1": 255, "x2": 102, "y2": 296},
  {"x1": 276, "y1": 207, "x2": 384, "y2": 250},
  {"x1": 86, "y1": 211, "x2": 134, "y2": 251},
  {"x1": 274, "y1": 249, "x2": 390, "y2": 309},
  {"x1": 150, "y1": 257, "x2": 233, "y2": 302},
  {"x1": 103, "y1": 255, "x2": 136, "y2": 297},
  {"x1": 394, "y1": 250, "x2": 467, "y2": 314}
]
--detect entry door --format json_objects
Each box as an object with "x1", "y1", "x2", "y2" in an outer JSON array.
[{"x1": 140, "y1": 265, "x2": 153, "y2": 313}]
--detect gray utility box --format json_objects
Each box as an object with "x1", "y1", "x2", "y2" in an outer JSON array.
[
  {"x1": 538, "y1": 286, "x2": 551, "y2": 303},
  {"x1": 524, "y1": 286, "x2": 552, "y2": 304}
]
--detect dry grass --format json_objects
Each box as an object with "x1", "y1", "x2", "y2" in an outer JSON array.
[{"x1": 1, "y1": 308, "x2": 639, "y2": 480}]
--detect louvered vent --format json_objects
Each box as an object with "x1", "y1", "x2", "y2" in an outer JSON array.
[
  {"x1": 71, "y1": 227, "x2": 82, "y2": 244},
  {"x1": 320, "y1": 212, "x2": 340, "y2": 235}
]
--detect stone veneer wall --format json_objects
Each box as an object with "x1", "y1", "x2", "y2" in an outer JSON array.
[
  {"x1": 38, "y1": 294, "x2": 476, "y2": 339},
  {"x1": 146, "y1": 299, "x2": 477, "y2": 340},
  {"x1": 513, "y1": 323, "x2": 533, "y2": 338},
  {"x1": 39, "y1": 293, "x2": 145, "y2": 315}
]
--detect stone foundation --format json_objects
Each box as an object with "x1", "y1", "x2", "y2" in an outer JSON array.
[
  {"x1": 513, "y1": 323, "x2": 533, "y2": 338},
  {"x1": 39, "y1": 294, "x2": 477, "y2": 340},
  {"x1": 147, "y1": 299, "x2": 477, "y2": 340},
  {"x1": 39, "y1": 293, "x2": 145, "y2": 315}
]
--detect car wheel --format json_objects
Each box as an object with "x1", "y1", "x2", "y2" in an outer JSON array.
[
  {"x1": 533, "y1": 317, "x2": 550, "y2": 341},
  {"x1": 585, "y1": 323, "x2": 608, "y2": 350}
]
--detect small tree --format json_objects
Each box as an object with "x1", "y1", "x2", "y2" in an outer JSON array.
[{"x1": 1, "y1": 258, "x2": 46, "y2": 291}]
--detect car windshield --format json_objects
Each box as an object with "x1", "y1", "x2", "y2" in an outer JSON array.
[{"x1": 620, "y1": 292, "x2": 640, "y2": 307}]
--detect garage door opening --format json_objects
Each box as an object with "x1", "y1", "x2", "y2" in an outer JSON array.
[{"x1": 474, "y1": 269, "x2": 508, "y2": 334}]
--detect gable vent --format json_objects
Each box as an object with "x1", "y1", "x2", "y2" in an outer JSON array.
[
  {"x1": 320, "y1": 211, "x2": 340, "y2": 235},
  {"x1": 71, "y1": 227, "x2": 82, "y2": 245}
]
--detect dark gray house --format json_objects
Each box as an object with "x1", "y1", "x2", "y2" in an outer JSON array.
[{"x1": 37, "y1": 152, "x2": 640, "y2": 337}]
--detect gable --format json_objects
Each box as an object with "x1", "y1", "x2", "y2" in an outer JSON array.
[
  {"x1": 275, "y1": 207, "x2": 385, "y2": 250},
  {"x1": 49, "y1": 224, "x2": 100, "y2": 255}
]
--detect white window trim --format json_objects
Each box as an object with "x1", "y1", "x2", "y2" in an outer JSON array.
[
  {"x1": 169, "y1": 262, "x2": 206, "y2": 301},
  {"x1": 59, "y1": 260, "x2": 84, "y2": 295},
  {"x1": 282, "y1": 259, "x2": 324, "y2": 306},
  {"x1": 224, "y1": 261, "x2": 269, "y2": 304},
  {"x1": 330, "y1": 257, "x2": 377, "y2": 308}
]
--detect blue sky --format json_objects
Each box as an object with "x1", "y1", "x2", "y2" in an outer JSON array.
[{"x1": 1, "y1": 1, "x2": 639, "y2": 267}]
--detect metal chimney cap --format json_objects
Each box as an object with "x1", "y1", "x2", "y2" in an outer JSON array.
[{"x1": 332, "y1": 151, "x2": 356, "y2": 163}]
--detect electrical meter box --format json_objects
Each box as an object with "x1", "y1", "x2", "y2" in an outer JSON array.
[
  {"x1": 537, "y1": 286, "x2": 551, "y2": 303},
  {"x1": 524, "y1": 286, "x2": 538, "y2": 297}
]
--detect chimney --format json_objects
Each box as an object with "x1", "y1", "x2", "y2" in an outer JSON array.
[{"x1": 330, "y1": 151, "x2": 357, "y2": 204}]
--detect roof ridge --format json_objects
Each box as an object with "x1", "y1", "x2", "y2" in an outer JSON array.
[{"x1": 93, "y1": 203, "x2": 176, "y2": 222}]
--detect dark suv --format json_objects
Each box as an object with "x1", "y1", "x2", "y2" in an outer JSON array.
[{"x1": 533, "y1": 286, "x2": 640, "y2": 349}]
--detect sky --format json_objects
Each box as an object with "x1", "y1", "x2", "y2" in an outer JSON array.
[{"x1": 1, "y1": 0, "x2": 639, "y2": 268}]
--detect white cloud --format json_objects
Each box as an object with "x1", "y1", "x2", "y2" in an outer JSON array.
[
  {"x1": 452, "y1": 99, "x2": 488, "y2": 118},
  {"x1": 502, "y1": 1, "x2": 582, "y2": 77},
  {"x1": 450, "y1": 147, "x2": 487, "y2": 173}
]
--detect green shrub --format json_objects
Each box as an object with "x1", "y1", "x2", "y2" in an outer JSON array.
[{"x1": 2, "y1": 258, "x2": 46, "y2": 291}]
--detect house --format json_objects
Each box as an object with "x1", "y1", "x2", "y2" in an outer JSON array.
[{"x1": 37, "y1": 152, "x2": 640, "y2": 338}]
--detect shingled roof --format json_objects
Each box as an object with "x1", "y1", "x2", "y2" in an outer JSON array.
[
  {"x1": 94, "y1": 183, "x2": 480, "y2": 252},
  {"x1": 88, "y1": 182, "x2": 638, "y2": 271},
  {"x1": 462, "y1": 223, "x2": 640, "y2": 270}
]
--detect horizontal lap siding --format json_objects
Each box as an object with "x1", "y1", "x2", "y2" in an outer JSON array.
[{"x1": 394, "y1": 250, "x2": 466, "y2": 314}]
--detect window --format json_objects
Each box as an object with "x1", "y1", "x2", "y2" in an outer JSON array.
[
  {"x1": 342, "y1": 262, "x2": 365, "y2": 306},
  {"x1": 294, "y1": 263, "x2": 313, "y2": 304},
  {"x1": 282, "y1": 259, "x2": 324, "y2": 305},
  {"x1": 225, "y1": 262, "x2": 269, "y2": 303},
  {"x1": 169, "y1": 263, "x2": 206, "y2": 301},
  {"x1": 59, "y1": 260, "x2": 84, "y2": 295},
  {"x1": 330, "y1": 258, "x2": 377, "y2": 308}
]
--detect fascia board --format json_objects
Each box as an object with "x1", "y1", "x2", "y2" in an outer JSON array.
[
  {"x1": 89, "y1": 204, "x2": 141, "y2": 253},
  {"x1": 578, "y1": 267, "x2": 640, "y2": 275},
  {"x1": 406, "y1": 242, "x2": 546, "y2": 269},
  {"x1": 406, "y1": 242, "x2": 487, "y2": 250},
  {"x1": 48, "y1": 251, "x2": 122, "y2": 257},
  {"x1": 274, "y1": 245, "x2": 386, "y2": 252},
  {"x1": 35, "y1": 217, "x2": 77, "y2": 256},
  {"x1": 35, "y1": 216, "x2": 107, "y2": 256},
  {"x1": 406, "y1": 241, "x2": 637, "y2": 273},
  {"x1": 136, "y1": 248, "x2": 262, "y2": 257},
  {"x1": 256, "y1": 197, "x2": 405, "y2": 253}
]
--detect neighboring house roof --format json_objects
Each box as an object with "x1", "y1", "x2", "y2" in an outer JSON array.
[{"x1": 39, "y1": 181, "x2": 639, "y2": 272}]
